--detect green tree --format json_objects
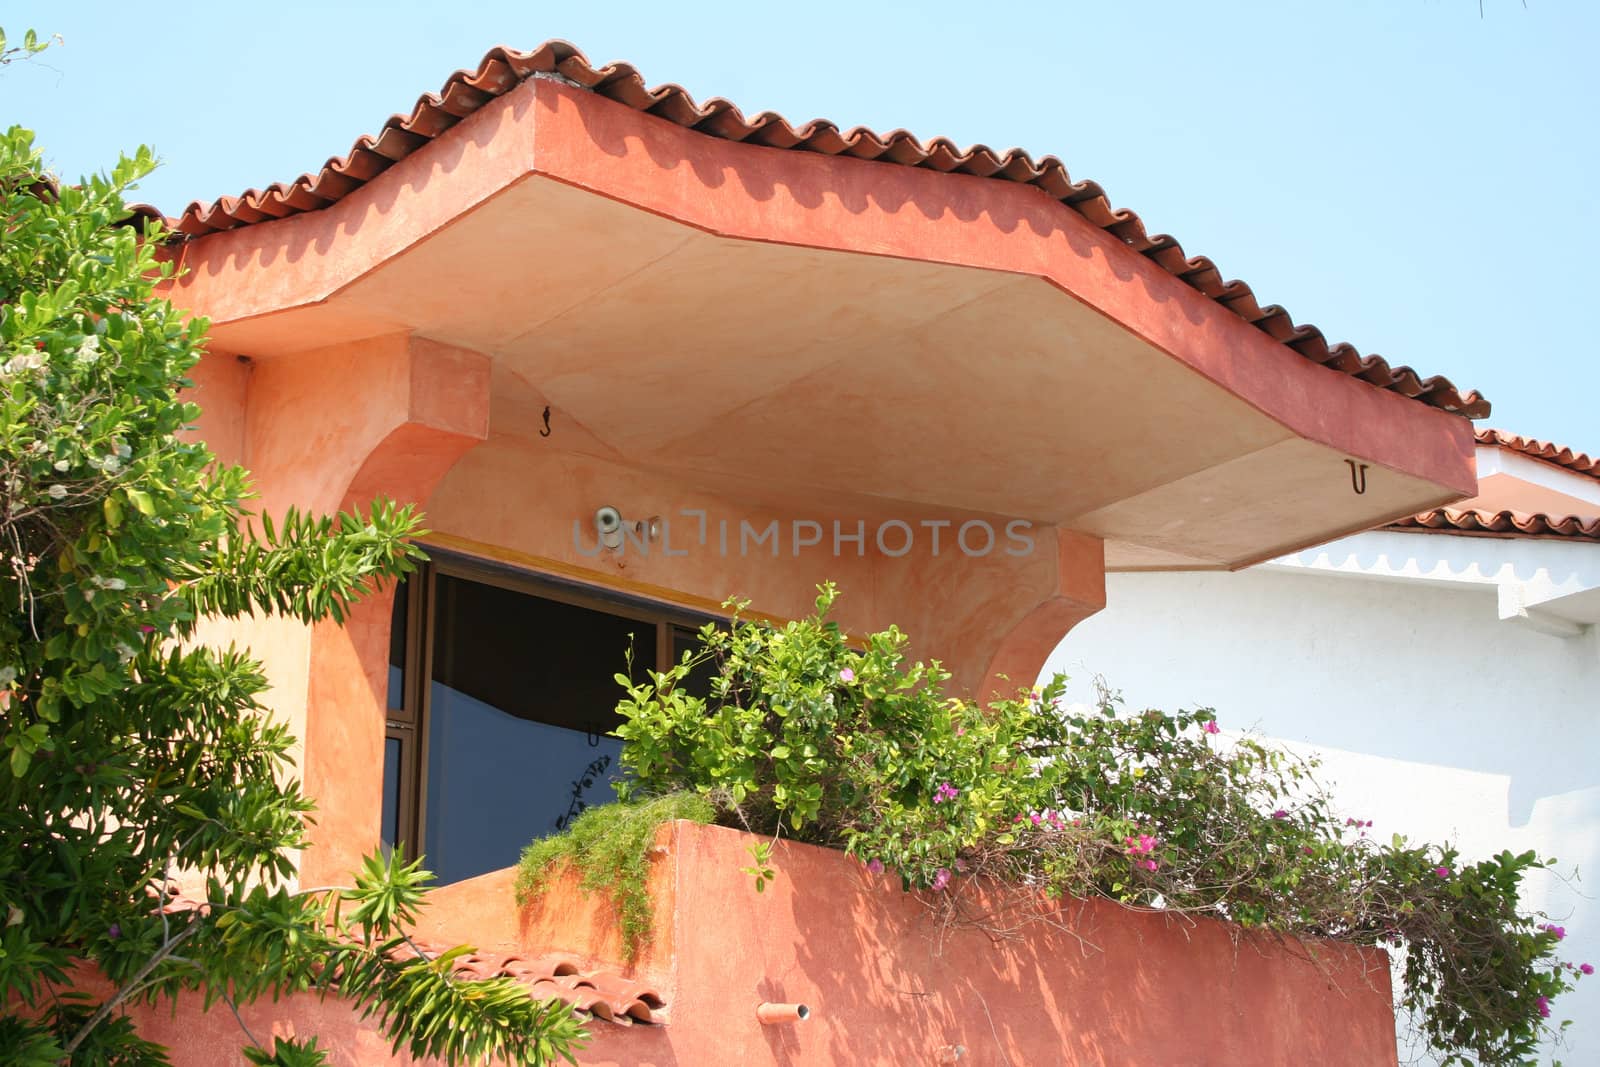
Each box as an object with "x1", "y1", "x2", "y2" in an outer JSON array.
[{"x1": 0, "y1": 106, "x2": 583, "y2": 1067}]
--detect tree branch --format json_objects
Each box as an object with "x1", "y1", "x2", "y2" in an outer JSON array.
[{"x1": 59, "y1": 917, "x2": 201, "y2": 1061}]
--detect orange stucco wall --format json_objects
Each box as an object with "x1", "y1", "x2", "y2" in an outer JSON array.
[
  {"x1": 140, "y1": 65, "x2": 1426, "y2": 1062},
  {"x1": 178, "y1": 331, "x2": 1103, "y2": 885},
  {"x1": 124, "y1": 822, "x2": 1398, "y2": 1066}
]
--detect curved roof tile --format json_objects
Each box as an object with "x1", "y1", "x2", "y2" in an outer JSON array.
[
  {"x1": 159, "y1": 40, "x2": 1490, "y2": 418},
  {"x1": 1476, "y1": 429, "x2": 1600, "y2": 481},
  {"x1": 1388, "y1": 507, "x2": 1600, "y2": 541},
  {"x1": 152, "y1": 886, "x2": 661, "y2": 1026}
]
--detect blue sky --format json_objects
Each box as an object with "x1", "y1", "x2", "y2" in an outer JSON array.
[{"x1": 6, "y1": 1, "x2": 1596, "y2": 453}]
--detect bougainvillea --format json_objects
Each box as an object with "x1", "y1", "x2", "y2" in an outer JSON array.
[{"x1": 601, "y1": 583, "x2": 1585, "y2": 1065}]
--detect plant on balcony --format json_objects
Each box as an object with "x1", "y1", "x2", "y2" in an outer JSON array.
[
  {"x1": 568, "y1": 583, "x2": 1584, "y2": 1067},
  {"x1": 0, "y1": 115, "x2": 584, "y2": 1066}
]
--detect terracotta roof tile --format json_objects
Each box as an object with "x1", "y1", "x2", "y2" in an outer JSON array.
[
  {"x1": 414, "y1": 945, "x2": 665, "y2": 1025},
  {"x1": 151, "y1": 887, "x2": 660, "y2": 1026},
  {"x1": 157, "y1": 40, "x2": 1490, "y2": 419},
  {"x1": 1476, "y1": 429, "x2": 1600, "y2": 481},
  {"x1": 1387, "y1": 507, "x2": 1600, "y2": 542}
]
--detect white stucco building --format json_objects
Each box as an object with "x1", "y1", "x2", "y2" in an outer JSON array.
[{"x1": 1044, "y1": 430, "x2": 1600, "y2": 1064}]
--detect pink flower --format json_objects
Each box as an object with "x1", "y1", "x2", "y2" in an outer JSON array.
[
  {"x1": 1125, "y1": 834, "x2": 1159, "y2": 857},
  {"x1": 932, "y1": 782, "x2": 960, "y2": 804},
  {"x1": 1581, "y1": 963, "x2": 1594, "y2": 976},
  {"x1": 1202, "y1": 720, "x2": 1220, "y2": 735},
  {"x1": 1539, "y1": 924, "x2": 1567, "y2": 941},
  {"x1": 1271, "y1": 809, "x2": 1289, "y2": 820},
  {"x1": 1537, "y1": 995, "x2": 1551, "y2": 1019},
  {"x1": 931, "y1": 868, "x2": 952, "y2": 891},
  {"x1": 953, "y1": 725, "x2": 965, "y2": 736},
  {"x1": 838, "y1": 668, "x2": 855, "y2": 683},
  {"x1": 1434, "y1": 867, "x2": 1451, "y2": 878},
  {"x1": 866, "y1": 858, "x2": 884, "y2": 875},
  {"x1": 954, "y1": 858, "x2": 968, "y2": 873},
  {"x1": 1142, "y1": 859, "x2": 1158, "y2": 871},
  {"x1": 139, "y1": 624, "x2": 156, "y2": 634}
]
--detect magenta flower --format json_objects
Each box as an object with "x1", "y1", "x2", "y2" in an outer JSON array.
[
  {"x1": 139, "y1": 624, "x2": 156, "y2": 634},
  {"x1": 1581, "y1": 963, "x2": 1594, "y2": 976},
  {"x1": 1271, "y1": 809, "x2": 1289, "y2": 820},
  {"x1": 866, "y1": 858, "x2": 884, "y2": 875},
  {"x1": 1202, "y1": 720, "x2": 1220, "y2": 735},
  {"x1": 932, "y1": 782, "x2": 960, "y2": 804},
  {"x1": 838, "y1": 667, "x2": 855, "y2": 683},
  {"x1": 1142, "y1": 859, "x2": 1158, "y2": 872},
  {"x1": 1125, "y1": 834, "x2": 1159, "y2": 857},
  {"x1": 931, "y1": 868, "x2": 952, "y2": 891},
  {"x1": 1537, "y1": 995, "x2": 1551, "y2": 1019},
  {"x1": 1434, "y1": 867, "x2": 1451, "y2": 878},
  {"x1": 1539, "y1": 923, "x2": 1567, "y2": 941}
]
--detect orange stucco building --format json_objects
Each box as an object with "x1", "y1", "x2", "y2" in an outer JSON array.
[{"x1": 141, "y1": 41, "x2": 1487, "y2": 1064}]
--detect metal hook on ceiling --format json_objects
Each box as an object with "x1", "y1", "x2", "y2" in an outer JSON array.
[
  {"x1": 1344, "y1": 459, "x2": 1369, "y2": 495},
  {"x1": 539, "y1": 406, "x2": 552, "y2": 437}
]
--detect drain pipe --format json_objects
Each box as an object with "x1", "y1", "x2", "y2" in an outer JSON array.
[{"x1": 756, "y1": 1002, "x2": 811, "y2": 1025}]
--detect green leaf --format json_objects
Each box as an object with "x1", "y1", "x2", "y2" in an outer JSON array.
[{"x1": 125, "y1": 487, "x2": 156, "y2": 516}]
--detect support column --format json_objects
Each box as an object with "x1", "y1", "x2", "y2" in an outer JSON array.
[{"x1": 240, "y1": 333, "x2": 490, "y2": 886}]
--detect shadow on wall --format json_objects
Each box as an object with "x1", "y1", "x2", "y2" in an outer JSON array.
[
  {"x1": 667, "y1": 824, "x2": 1396, "y2": 1066},
  {"x1": 1045, "y1": 569, "x2": 1600, "y2": 828}
]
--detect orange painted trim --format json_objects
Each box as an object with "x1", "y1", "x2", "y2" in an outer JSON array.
[{"x1": 165, "y1": 77, "x2": 1475, "y2": 498}]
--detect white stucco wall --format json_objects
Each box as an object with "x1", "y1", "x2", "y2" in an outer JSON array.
[{"x1": 1042, "y1": 555, "x2": 1600, "y2": 1064}]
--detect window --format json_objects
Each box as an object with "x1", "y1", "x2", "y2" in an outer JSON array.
[{"x1": 381, "y1": 551, "x2": 715, "y2": 884}]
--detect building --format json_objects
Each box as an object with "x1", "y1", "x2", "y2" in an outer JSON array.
[
  {"x1": 1046, "y1": 428, "x2": 1600, "y2": 1063},
  {"x1": 137, "y1": 40, "x2": 1490, "y2": 1064}
]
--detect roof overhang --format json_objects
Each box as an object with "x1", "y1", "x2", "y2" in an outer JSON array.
[
  {"x1": 1270, "y1": 527, "x2": 1600, "y2": 637},
  {"x1": 163, "y1": 74, "x2": 1477, "y2": 569}
]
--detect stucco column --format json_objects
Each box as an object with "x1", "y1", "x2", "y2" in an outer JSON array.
[
  {"x1": 978, "y1": 529, "x2": 1106, "y2": 700},
  {"x1": 239, "y1": 333, "x2": 490, "y2": 886},
  {"x1": 868, "y1": 526, "x2": 1105, "y2": 701}
]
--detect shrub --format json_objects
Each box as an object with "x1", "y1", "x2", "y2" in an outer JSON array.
[
  {"x1": 602, "y1": 583, "x2": 1586, "y2": 1066},
  {"x1": 0, "y1": 112, "x2": 584, "y2": 1066}
]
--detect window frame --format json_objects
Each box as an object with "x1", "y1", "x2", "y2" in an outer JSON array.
[{"x1": 384, "y1": 546, "x2": 718, "y2": 867}]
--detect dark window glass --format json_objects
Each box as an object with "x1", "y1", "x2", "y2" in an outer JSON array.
[
  {"x1": 386, "y1": 579, "x2": 409, "y2": 712},
  {"x1": 422, "y1": 575, "x2": 654, "y2": 884},
  {"x1": 671, "y1": 625, "x2": 718, "y2": 699},
  {"x1": 381, "y1": 736, "x2": 402, "y2": 856}
]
